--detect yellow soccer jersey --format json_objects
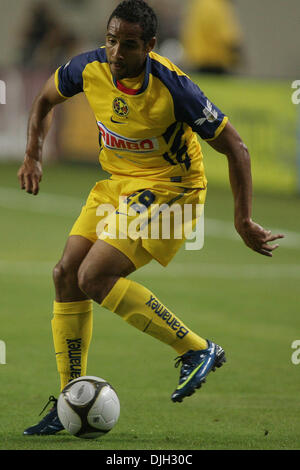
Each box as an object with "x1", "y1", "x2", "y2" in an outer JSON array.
[{"x1": 55, "y1": 47, "x2": 228, "y2": 189}]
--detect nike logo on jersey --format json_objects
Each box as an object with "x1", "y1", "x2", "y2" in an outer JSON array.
[
  {"x1": 110, "y1": 116, "x2": 127, "y2": 124},
  {"x1": 194, "y1": 100, "x2": 219, "y2": 127}
]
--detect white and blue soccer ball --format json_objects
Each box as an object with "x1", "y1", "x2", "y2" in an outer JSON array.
[{"x1": 57, "y1": 376, "x2": 120, "y2": 439}]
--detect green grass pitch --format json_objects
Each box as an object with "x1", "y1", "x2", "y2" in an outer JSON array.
[{"x1": 0, "y1": 162, "x2": 299, "y2": 450}]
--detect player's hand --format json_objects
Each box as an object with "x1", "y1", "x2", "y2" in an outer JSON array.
[
  {"x1": 235, "y1": 219, "x2": 285, "y2": 257},
  {"x1": 17, "y1": 155, "x2": 43, "y2": 196}
]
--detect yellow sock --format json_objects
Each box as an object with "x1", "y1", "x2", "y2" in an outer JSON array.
[
  {"x1": 51, "y1": 300, "x2": 93, "y2": 391},
  {"x1": 101, "y1": 278, "x2": 207, "y2": 355}
]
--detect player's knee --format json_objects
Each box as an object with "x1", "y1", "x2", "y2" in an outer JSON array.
[
  {"x1": 53, "y1": 262, "x2": 64, "y2": 287},
  {"x1": 77, "y1": 265, "x2": 111, "y2": 303},
  {"x1": 53, "y1": 260, "x2": 76, "y2": 287},
  {"x1": 77, "y1": 265, "x2": 96, "y2": 298}
]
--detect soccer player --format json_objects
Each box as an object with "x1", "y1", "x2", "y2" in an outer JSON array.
[{"x1": 19, "y1": 0, "x2": 284, "y2": 435}]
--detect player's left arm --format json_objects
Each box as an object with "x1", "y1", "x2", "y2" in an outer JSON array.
[{"x1": 207, "y1": 120, "x2": 284, "y2": 257}]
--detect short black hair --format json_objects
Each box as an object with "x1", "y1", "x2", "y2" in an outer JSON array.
[{"x1": 107, "y1": 0, "x2": 158, "y2": 44}]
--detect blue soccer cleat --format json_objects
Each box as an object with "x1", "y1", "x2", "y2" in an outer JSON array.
[
  {"x1": 171, "y1": 340, "x2": 226, "y2": 403},
  {"x1": 23, "y1": 396, "x2": 64, "y2": 435}
]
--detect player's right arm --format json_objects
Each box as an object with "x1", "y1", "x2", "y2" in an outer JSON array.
[{"x1": 17, "y1": 74, "x2": 66, "y2": 195}]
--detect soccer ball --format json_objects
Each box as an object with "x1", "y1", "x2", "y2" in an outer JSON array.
[{"x1": 57, "y1": 376, "x2": 120, "y2": 439}]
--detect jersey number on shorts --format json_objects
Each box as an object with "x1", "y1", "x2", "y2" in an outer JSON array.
[{"x1": 126, "y1": 190, "x2": 156, "y2": 214}]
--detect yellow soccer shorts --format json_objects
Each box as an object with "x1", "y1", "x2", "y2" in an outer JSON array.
[{"x1": 70, "y1": 178, "x2": 207, "y2": 269}]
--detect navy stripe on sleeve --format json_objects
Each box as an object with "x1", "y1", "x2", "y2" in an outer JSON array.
[
  {"x1": 150, "y1": 58, "x2": 226, "y2": 140},
  {"x1": 57, "y1": 47, "x2": 108, "y2": 98}
]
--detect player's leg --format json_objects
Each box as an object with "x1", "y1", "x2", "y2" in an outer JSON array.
[
  {"x1": 51, "y1": 235, "x2": 95, "y2": 392},
  {"x1": 77, "y1": 238, "x2": 225, "y2": 403},
  {"x1": 52, "y1": 234, "x2": 138, "y2": 392},
  {"x1": 53, "y1": 234, "x2": 93, "y2": 302},
  {"x1": 78, "y1": 238, "x2": 208, "y2": 353},
  {"x1": 24, "y1": 235, "x2": 94, "y2": 436}
]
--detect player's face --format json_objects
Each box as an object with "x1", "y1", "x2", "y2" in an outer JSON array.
[{"x1": 106, "y1": 17, "x2": 155, "y2": 80}]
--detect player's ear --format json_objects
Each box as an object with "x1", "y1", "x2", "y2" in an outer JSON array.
[{"x1": 146, "y1": 37, "x2": 156, "y2": 53}]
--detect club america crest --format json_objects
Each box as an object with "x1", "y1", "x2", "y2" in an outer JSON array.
[{"x1": 113, "y1": 97, "x2": 129, "y2": 117}]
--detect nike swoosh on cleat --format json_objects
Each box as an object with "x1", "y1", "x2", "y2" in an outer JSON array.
[{"x1": 176, "y1": 361, "x2": 205, "y2": 390}]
